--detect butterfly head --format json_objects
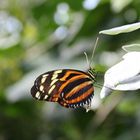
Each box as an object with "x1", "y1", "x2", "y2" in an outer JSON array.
[{"x1": 87, "y1": 68, "x2": 96, "y2": 82}]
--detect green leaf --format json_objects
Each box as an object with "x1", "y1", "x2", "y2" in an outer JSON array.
[
  {"x1": 122, "y1": 44, "x2": 140, "y2": 52},
  {"x1": 99, "y1": 22, "x2": 140, "y2": 35}
]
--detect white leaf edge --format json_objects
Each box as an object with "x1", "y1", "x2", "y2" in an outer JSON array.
[
  {"x1": 122, "y1": 44, "x2": 140, "y2": 52},
  {"x1": 99, "y1": 22, "x2": 140, "y2": 35}
]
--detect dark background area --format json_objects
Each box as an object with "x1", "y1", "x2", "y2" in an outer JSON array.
[{"x1": 0, "y1": 0, "x2": 140, "y2": 140}]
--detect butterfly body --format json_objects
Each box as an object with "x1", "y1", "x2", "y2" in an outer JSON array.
[{"x1": 31, "y1": 69, "x2": 96, "y2": 108}]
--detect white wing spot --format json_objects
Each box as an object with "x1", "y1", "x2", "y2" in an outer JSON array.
[
  {"x1": 41, "y1": 77, "x2": 47, "y2": 84},
  {"x1": 51, "y1": 74, "x2": 58, "y2": 80},
  {"x1": 48, "y1": 85, "x2": 56, "y2": 94},
  {"x1": 54, "y1": 70, "x2": 62, "y2": 74},
  {"x1": 50, "y1": 79, "x2": 58, "y2": 86},
  {"x1": 51, "y1": 70, "x2": 62, "y2": 80},
  {"x1": 40, "y1": 85, "x2": 44, "y2": 92},
  {"x1": 42, "y1": 74, "x2": 49, "y2": 78},
  {"x1": 35, "y1": 91, "x2": 41, "y2": 99},
  {"x1": 61, "y1": 92, "x2": 64, "y2": 97},
  {"x1": 74, "y1": 105, "x2": 76, "y2": 108},
  {"x1": 44, "y1": 95, "x2": 49, "y2": 100}
]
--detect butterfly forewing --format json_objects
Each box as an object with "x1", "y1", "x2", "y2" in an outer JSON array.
[{"x1": 31, "y1": 69, "x2": 95, "y2": 108}]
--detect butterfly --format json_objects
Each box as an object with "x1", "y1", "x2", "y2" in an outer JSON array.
[
  {"x1": 31, "y1": 68, "x2": 96, "y2": 109},
  {"x1": 31, "y1": 37, "x2": 99, "y2": 109}
]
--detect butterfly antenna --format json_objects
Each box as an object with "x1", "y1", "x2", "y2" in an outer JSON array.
[
  {"x1": 89, "y1": 36, "x2": 99, "y2": 66},
  {"x1": 84, "y1": 52, "x2": 90, "y2": 68}
]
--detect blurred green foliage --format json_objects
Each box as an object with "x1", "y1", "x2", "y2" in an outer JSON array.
[{"x1": 0, "y1": 0, "x2": 140, "y2": 140}]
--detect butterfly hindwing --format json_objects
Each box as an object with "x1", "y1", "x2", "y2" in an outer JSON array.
[{"x1": 31, "y1": 69, "x2": 95, "y2": 108}]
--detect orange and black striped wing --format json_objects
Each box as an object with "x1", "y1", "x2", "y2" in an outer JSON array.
[{"x1": 31, "y1": 69, "x2": 94, "y2": 108}]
